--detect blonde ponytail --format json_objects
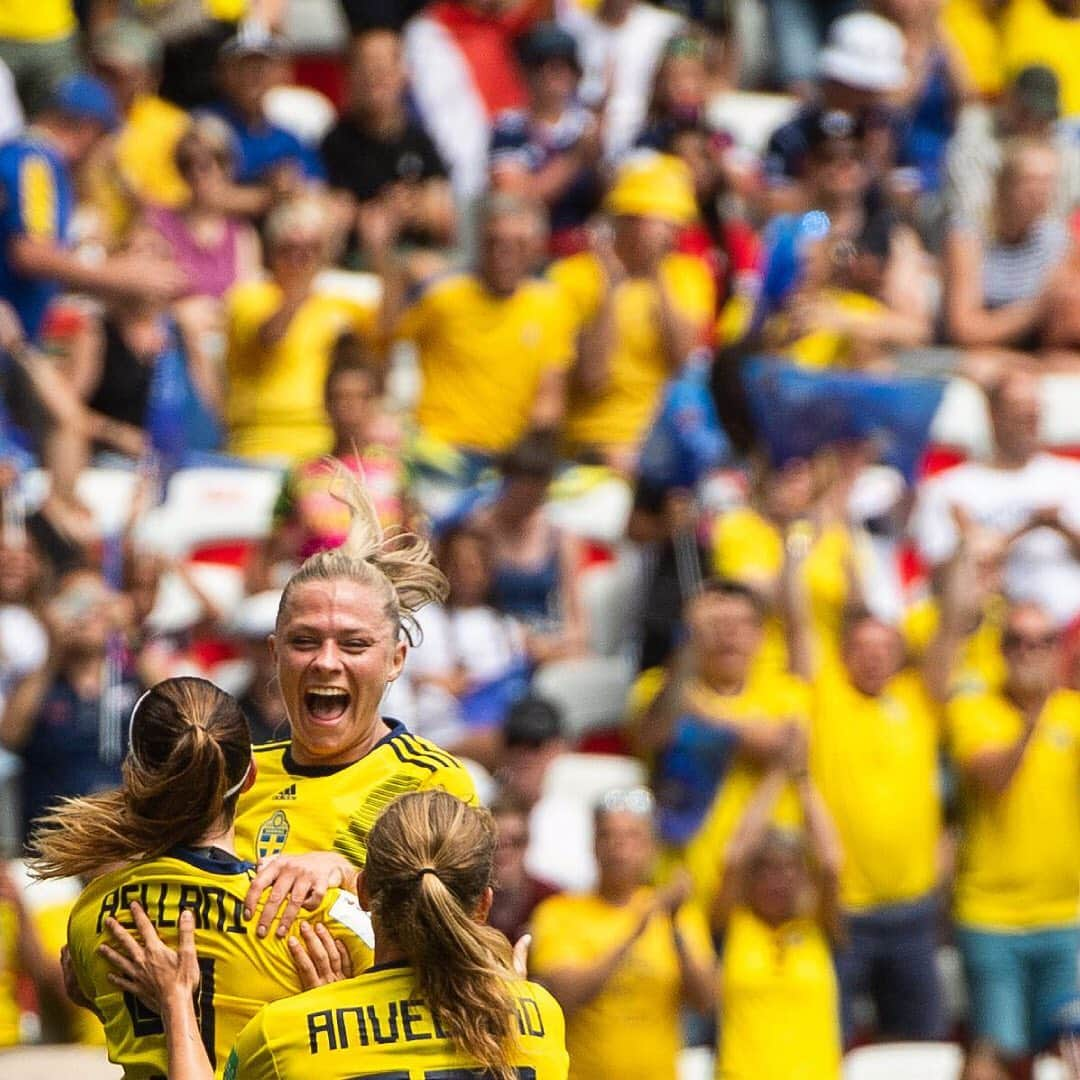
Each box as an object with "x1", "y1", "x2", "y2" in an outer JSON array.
[
  {"x1": 277, "y1": 462, "x2": 448, "y2": 642},
  {"x1": 365, "y1": 791, "x2": 519, "y2": 1080}
]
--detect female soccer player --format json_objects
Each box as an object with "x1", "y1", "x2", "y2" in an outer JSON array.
[
  {"x1": 31, "y1": 676, "x2": 370, "y2": 1078},
  {"x1": 228, "y1": 468, "x2": 476, "y2": 940},
  {"x1": 102, "y1": 790, "x2": 569, "y2": 1080}
]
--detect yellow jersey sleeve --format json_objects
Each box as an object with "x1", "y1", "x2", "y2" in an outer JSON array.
[
  {"x1": 947, "y1": 692, "x2": 1015, "y2": 765},
  {"x1": 226, "y1": 282, "x2": 280, "y2": 365},
  {"x1": 662, "y1": 254, "x2": 716, "y2": 331},
  {"x1": 527, "y1": 896, "x2": 582, "y2": 974},
  {"x1": 20, "y1": 153, "x2": 58, "y2": 240},
  {"x1": 547, "y1": 253, "x2": 603, "y2": 329}
]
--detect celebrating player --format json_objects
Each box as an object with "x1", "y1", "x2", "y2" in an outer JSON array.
[
  {"x1": 30, "y1": 676, "x2": 371, "y2": 1078},
  {"x1": 102, "y1": 789, "x2": 569, "y2": 1080},
  {"x1": 230, "y1": 467, "x2": 476, "y2": 939}
]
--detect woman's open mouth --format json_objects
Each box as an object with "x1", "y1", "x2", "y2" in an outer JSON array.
[{"x1": 303, "y1": 687, "x2": 351, "y2": 723}]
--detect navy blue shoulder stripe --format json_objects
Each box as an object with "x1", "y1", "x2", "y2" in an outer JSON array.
[
  {"x1": 399, "y1": 733, "x2": 456, "y2": 770},
  {"x1": 387, "y1": 737, "x2": 438, "y2": 773}
]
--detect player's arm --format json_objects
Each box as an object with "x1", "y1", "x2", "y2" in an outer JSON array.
[{"x1": 101, "y1": 904, "x2": 213, "y2": 1080}]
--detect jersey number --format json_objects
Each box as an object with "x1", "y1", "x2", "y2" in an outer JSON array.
[
  {"x1": 123, "y1": 956, "x2": 217, "y2": 1066},
  {"x1": 351, "y1": 1071, "x2": 538, "y2": 1079}
]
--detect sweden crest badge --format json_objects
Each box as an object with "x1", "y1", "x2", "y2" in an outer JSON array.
[{"x1": 257, "y1": 809, "x2": 290, "y2": 860}]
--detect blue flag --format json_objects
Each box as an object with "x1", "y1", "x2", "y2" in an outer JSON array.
[{"x1": 742, "y1": 359, "x2": 946, "y2": 482}]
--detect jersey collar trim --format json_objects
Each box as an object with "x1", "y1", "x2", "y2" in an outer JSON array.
[
  {"x1": 167, "y1": 846, "x2": 256, "y2": 876},
  {"x1": 365, "y1": 959, "x2": 412, "y2": 974},
  {"x1": 281, "y1": 718, "x2": 409, "y2": 777}
]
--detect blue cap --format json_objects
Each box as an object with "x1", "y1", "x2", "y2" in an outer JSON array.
[{"x1": 51, "y1": 73, "x2": 119, "y2": 131}]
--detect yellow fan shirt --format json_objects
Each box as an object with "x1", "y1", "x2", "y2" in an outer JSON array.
[
  {"x1": 1001, "y1": 0, "x2": 1080, "y2": 116},
  {"x1": 948, "y1": 688, "x2": 1080, "y2": 929},
  {"x1": 0, "y1": 0, "x2": 76, "y2": 41},
  {"x1": 717, "y1": 907, "x2": 841, "y2": 1080},
  {"x1": 0, "y1": 899, "x2": 20, "y2": 1048},
  {"x1": 224, "y1": 281, "x2": 377, "y2": 463},
  {"x1": 234, "y1": 725, "x2": 477, "y2": 870},
  {"x1": 942, "y1": 0, "x2": 1004, "y2": 97},
  {"x1": 67, "y1": 848, "x2": 373, "y2": 1079},
  {"x1": 811, "y1": 662, "x2": 942, "y2": 912},
  {"x1": 223, "y1": 961, "x2": 568, "y2": 1080},
  {"x1": 711, "y1": 508, "x2": 852, "y2": 676},
  {"x1": 395, "y1": 272, "x2": 574, "y2": 455},
  {"x1": 548, "y1": 252, "x2": 715, "y2": 452},
  {"x1": 529, "y1": 889, "x2": 714, "y2": 1080}
]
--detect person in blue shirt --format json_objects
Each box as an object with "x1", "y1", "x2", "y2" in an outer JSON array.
[
  {"x1": 0, "y1": 74, "x2": 187, "y2": 343},
  {"x1": 204, "y1": 26, "x2": 325, "y2": 207},
  {"x1": 0, "y1": 568, "x2": 140, "y2": 848}
]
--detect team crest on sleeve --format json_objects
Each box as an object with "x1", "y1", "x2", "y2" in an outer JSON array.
[{"x1": 257, "y1": 810, "x2": 290, "y2": 860}]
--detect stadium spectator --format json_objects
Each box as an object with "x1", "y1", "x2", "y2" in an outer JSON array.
[
  {"x1": 944, "y1": 136, "x2": 1069, "y2": 356},
  {"x1": 204, "y1": 26, "x2": 324, "y2": 212},
  {"x1": 489, "y1": 789, "x2": 560, "y2": 943},
  {"x1": 763, "y1": 12, "x2": 907, "y2": 208},
  {"x1": 945, "y1": 66, "x2": 1080, "y2": 233},
  {"x1": 388, "y1": 193, "x2": 572, "y2": 480},
  {"x1": 498, "y1": 694, "x2": 567, "y2": 809},
  {"x1": 877, "y1": 0, "x2": 965, "y2": 195},
  {"x1": 911, "y1": 370, "x2": 1080, "y2": 627},
  {"x1": 64, "y1": 222, "x2": 223, "y2": 471},
  {"x1": 0, "y1": 74, "x2": 186, "y2": 344},
  {"x1": 0, "y1": 568, "x2": 140, "y2": 845},
  {"x1": 489, "y1": 22, "x2": 603, "y2": 256},
  {"x1": 711, "y1": 753, "x2": 844, "y2": 1079},
  {"x1": 550, "y1": 152, "x2": 715, "y2": 474},
  {"x1": 322, "y1": 29, "x2": 455, "y2": 279},
  {"x1": 469, "y1": 434, "x2": 589, "y2": 656},
  {"x1": 765, "y1": 111, "x2": 932, "y2": 367},
  {"x1": 559, "y1": 0, "x2": 685, "y2": 159},
  {"x1": 0, "y1": 0, "x2": 79, "y2": 119},
  {"x1": 1000, "y1": 0, "x2": 1080, "y2": 119},
  {"x1": 254, "y1": 332, "x2": 407, "y2": 587},
  {"x1": 631, "y1": 580, "x2": 808, "y2": 858},
  {"x1": 223, "y1": 197, "x2": 377, "y2": 462},
  {"x1": 786, "y1": 533, "x2": 947, "y2": 1041},
  {"x1": 148, "y1": 115, "x2": 263, "y2": 301},
  {"x1": 84, "y1": 19, "x2": 192, "y2": 245},
  {"x1": 0, "y1": 859, "x2": 64, "y2": 1048},
  {"x1": 637, "y1": 31, "x2": 712, "y2": 149},
  {"x1": 711, "y1": 453, "x2": 859, "y2": 675},
  {"x1": 529, "y1": 787, "x2": 715, "y2": 1080},
  {"x1": 949, "y1": 601, "x2": 1080, "y2": 1077},
  {"x1": 229, "y1": 590, "x2": 290, "y2": 745},
  {"x1": 403, "y1": 0, "x2": 541, "y2": 197}
]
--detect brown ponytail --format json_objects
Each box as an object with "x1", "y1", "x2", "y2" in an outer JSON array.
[
  {"x1": 365, "y1": 791, "x2": 519, "y2": 1080},
  {"x1": 30, "y1": 677, "x2": 251, "y2": 880}
]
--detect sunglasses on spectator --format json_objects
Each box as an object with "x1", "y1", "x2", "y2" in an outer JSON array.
[
  {"x1": 1002, "y1": 631, "x2": 1059, "y2": 650},
  {"x1": 596, "y1": 787, "x2": 655, "y2": 817}
]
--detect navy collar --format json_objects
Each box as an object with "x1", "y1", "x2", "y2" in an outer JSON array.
[
  {"x1": 167, "y1": 845, "x2": 255, "y2": 876},
  {"x1": 281, "y1": 718, "x2": 408, "y2": 777},
  {"x1": 365, "y1": 959, "x2": 411, "y2": 974}
]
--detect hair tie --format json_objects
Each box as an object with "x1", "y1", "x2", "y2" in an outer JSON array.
[
  {"x1": 128, "y1": 685, "x2": 250, "y2": 798},
  {"x1": 417, "y1": 867, "x2": 439, "y2": 883},
  {"x1": 126, "y1": 688, "x2": 154, "y2": 768}
]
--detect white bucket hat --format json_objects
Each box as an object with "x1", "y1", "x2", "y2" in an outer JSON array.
[{"x1": 819, "y1": 11, "x2": 907, "y2": 93}]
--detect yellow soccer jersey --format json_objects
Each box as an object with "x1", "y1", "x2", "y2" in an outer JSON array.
[
  {"x1": 223, "y1": 960, "x2": 568, "y2": 1080},
  {"x1": 235, "y1": 723, "x2": 477, "y2": 869},
  {"x1": 67, "y1": 848, "x2": 373, "y2": 1079},
  {"x1": 0, "y1": 897, "x2": 20, "y2": 1048}
]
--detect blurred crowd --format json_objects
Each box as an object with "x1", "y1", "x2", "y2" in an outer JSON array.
[{"x1": 5, "y1": 0, "x2": 1080, "y2": 1076}]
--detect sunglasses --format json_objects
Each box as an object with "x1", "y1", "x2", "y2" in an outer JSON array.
[
  {"x1": 1002, "y1": 631, "x2": 1059, "y2": 650},
  {"x1": 596, "y1": 787, "x2": 655, "y2": 817}
]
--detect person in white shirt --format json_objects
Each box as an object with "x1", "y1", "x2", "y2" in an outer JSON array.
[
  {"x1": 911, "y1": 371, "x2": 1080, "y2": 626},
  {"x1": 557, "y1": 0, "x2": 683, "y2": 159}
]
